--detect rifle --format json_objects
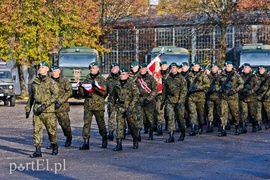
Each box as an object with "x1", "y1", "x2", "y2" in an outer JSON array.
[
  {"x1": 206, "y1": 75, "x2": 218, "y2": 98},
  {"x1": 239, "y1": 74, "x2": 254, "y2": 98},
  {"x1": 256, "y1": 76, "x2": 270, "y2": 95},
  {"x1": 219, "y1": 71, "x2": 234, "y2": 94},
  {"x1": 187, "y1": 72, "x2": 202, "y2": 95}
]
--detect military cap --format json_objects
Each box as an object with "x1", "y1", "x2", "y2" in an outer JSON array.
[
  {"x1": 225, "y1": 61, "x2": 233, "y2": 65},
  {"x1": 89, "y1": 62, "x2": 98, "y2": 68},
  {"x1": 181, "y1": 62, "x2": 189, "y2": 66},
  {"x1": 170, "y1": 62, "x2": 178, "y2": 67},
  {"x1": 243, "y1": 63, "x2": 251, "y2": 67},
  {"x1": 50, "y1": 65, "x2": 60, "y2": 71},
  {"x1": 178, "y1": 64, "x2": 183, "y2": 68},
  {"x1": 160, "y1": 61, "x2": 167, "y2": 65},
  {"x1": 211, "y1": 62, "x2": 218, "y2": 67},
  {"x1": 258, "y1": 65, "x2": 266, "y2": 70},
  {"x1": 119, "y1": 67, "x2": 129, "y2": 73},
  {"x1": 140, "y1": 63, "x2": 148, "y2": 68},
  {"x1": 192, "y1": 61, "x2": 201, "y2": 66},
  {"x1": 130, "y1": 61, "x2": 138, "y2": 68},
  {"x1": 38, "y1": 61, "x2": 50, "y2": 68},
  {"x1": 110, "y1": 62, "x2": 119, "y2": 69}
]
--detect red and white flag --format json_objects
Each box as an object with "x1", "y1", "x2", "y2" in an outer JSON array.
[{"x1": 147, "y1": 54, "x2": 162, "y2": 93}]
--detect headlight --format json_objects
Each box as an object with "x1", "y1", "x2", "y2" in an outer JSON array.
[{"x1": 9, "y1": 85, "x2": 13, "y2": 89}]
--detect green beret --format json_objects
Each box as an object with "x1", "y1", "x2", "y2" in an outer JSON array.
[
  {"x1": 110, "y1": 62, "x2": 119, "y2": 69},
  {"x1": 211, "y1": 62, "x2": 218, "y2": 67},
  {"x1": 38, "y1": 61, "x2": 50, "y2": 68},
  {"x1": 50, "y1": 65, "x2": 60, "y2": 71},
  {"x1": 178, "y1": 64, "x2": 183, "y2": 68},
  {"x1": 119, "y1": 67, "x2": 129, "y2": 73},
  {"x1": 181, "y1": 62, "x2": 189, "y2": 66},
  {"x1": 130, "y1": 61, "x2": 138, "y2": 68},
  {"x1": 140, "y1": 63, "x2": 148, "y2": 68},
  {"x1": 170, "y1": 62, "x2": 178, "y2": 67},
  {"x1": 192, "y1": 61, "x2": 200, "y2": 66},
  {"x1": 89, "y1": 62, "x2": 98, "y2": 68},
  {"x1": 225, "y1": 61, "x2": 233, "y2": 65},
  {"x1": 160, "y1": 61, "x2": 167, "y2": 65},
  {"x1": 258, "y1": 65, "x2": 266, "y2": 70},
  {"x1": 243, "y1": 63, "x2": 251, "y2": 67}
]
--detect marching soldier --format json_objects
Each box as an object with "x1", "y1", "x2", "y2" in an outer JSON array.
[
  {"x1": 239, "y1": 63, "x2": 259, "y2": 133},
  {"x1": 48, "y1": 65, "x2": 73, "y2": 148},
  {"x1": 110, "y1": 68, "x2": 139, "y2": 151},
  {"x1": 206, "y1": 63, "x2": 221, "y2": 133},
  {"x1": 78, "y1": 62, "x2": 107, "y2": 150},
  {"x1": 106, "y1": 63, "x2": 120, "y2": 141},
  {"x1": 187, "y1": 62, "x2": 210, "y2": 136},
  {"x1": 135, "y1": 63, "x2": 158, "y2": 140},
  {"x1": 25, "y1": 62, "x2": 59, "y2": 158},
  {"x1": 256, "y1": 66, "x2": 270, "y2": 130},
  {"x1": 218, "y1": 61, "x2": 244, "y2": 137},
  {"x1": 163, "y1": 62, "x2": 187, "y2": 142}
]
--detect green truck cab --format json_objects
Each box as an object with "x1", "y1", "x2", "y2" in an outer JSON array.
[
  {"x1": 52, "y1": 47, "x2": 101, "y2": 98},
  {"x1": 226, "y1": 43, "x2": 270, "y2": 70},
  {"x1": 0, "y1": 61, "x2": 16, "y2": 106},
  {"x1": 145, "y1": 46, "x2": 190, "y2": 65}
]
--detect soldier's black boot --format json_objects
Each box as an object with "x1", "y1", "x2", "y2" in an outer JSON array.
[
  {"x1": 148, "y1": 130, "x2": 154, "y2": 140},
  {"x1": 206, "y1": 122, "x2": 213, "y2": 133},
  {"x1": 226, "y1": 120, "x2": 231, "y2": 130},
  {"x1": 165, "y1": 132, "x2": 175, "y2": 143},
  {"x1": 155, "y1": 125, "x2": 163, "y2": 136},
  {"x1": 101, "y1": 136, "x2": 108, "y2": 148},
  {"x1": 65, "y1": 136, "x2": 72, "y2": 147},
  {"x1": 235, "y1": 125, "x2": 241, "y2": 135},
  {"x1": 218, "y1": 124, "x2": 222, "y2": 132},
  {"x1": 30, "y1": 146, "x2": 42, "y2": 158},
  {"x1": 178, "y1": 130, "x2": 185, "y2": 141},
  {"x1": 79, "y1": 138, "x2": 90, "y2": 150},
  {"x1": 252, "y1": 123, "x2": 257, "y2": 133},
  {"x1": 218, "y1": 126, "x2": 227, "y2": 137},
  {"x1": 198, "y1": 124, "x2": 203, "y2": 134},
  {"x1": 51, "y1": 143, "x2": 58, "y2": 155},
  {"x1": 137, "y1": 129, "x2": 142, "y2": 141},
  {"x1": 123, "y1": 129, "x2": 126, "y2": 139},
  {"x1": 189, "y1": 124, "x2": 196, "y2": 136},
  {"x1": 133, "y1": 138, "x2": 139, "y2": 149},
  {"x1": 46, "y1": 144, "x2": 52, "y2": 149},
  {"x1": 107, "y1": 131, "x2": 114, "y2": 141},
  {"x1": 126, "y1": 127, "x2": 131, "y2": 135},
  {"x1": 113, "y1": 139, "x2": 122, "y2": 151},
  {"x1": 241, "y1": 122, "x2": 247, "y2": 133},
  {"x1": 265, "y1": 122, "x2": 270, "y2": 130},
  {"x1": 257, "y1": 122, "x2": 262, "y2": 131},
  {"x1": 143, "y1": 123, "x2": 149, "y2": 134}
]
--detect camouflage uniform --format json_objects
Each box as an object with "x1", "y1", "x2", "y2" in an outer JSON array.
[
  {"x1": 135, "y1": 72, "x2": 158, "y2": 140},
  {"x1": 206, "y1": 72, "x2": 221, "y2": 132},
  {"x1": 239, "y1": 71, "x2": 259, "y2": 132},
  {"x1": 78, "y1": 71, "x2": 107, "y2": 148},
  {"x1": 187, "y1": 70, "x2": 210, "y2": 135},
  {"x1": 256, "y1": 73, "x2": 270, "y2": 129},
  {"x1": 163, "y1": 71, "x2": 187, "y2": 142},
  {"x1": 106, "y1": 72, "x2": 119, "y2": 134},
  {"x1": 218, "y1": 69, "x2": 244, "y2": 135},
  {"x1": 181, "y1": 70, "x2": 191, "y2": 128},
  {"x1": 25, "y1": 74, "x2": 59, "y2": 149},
  {"x1": 53, "y1": 76, "x2": 73, "y2": 143}
]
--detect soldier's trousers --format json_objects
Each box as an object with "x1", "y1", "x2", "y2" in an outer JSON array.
[
  {"x1": 33, "y1": 112, "x2": 57, "y2": 147},
  {"x1": 141, "y1": 101, "x2": 155, "y2": 130},
  {"x1": 240, "y1": 100, "x2": 257, "y2": 123},
  {"x1": 82, "y1": 110, "x2": 107, "y2": 139},
  {"x1": 207, "y1": 98, "x2": 221, "y2": 123},
  {"x1": 116, "y1": 109, "x2": 138, "y2": 139},
  {"x1": 55, "y1": 111, "x2": 72, "y2": 137},
  {"x1": 257, "y1": 101, "x2": 270, "y2": 123},
  {"x1": 188, "y1": 98, "x2": 205, "y2": 125},
  {"x1": 108, "y1": 109, "x2": 117, "y2": 132},
  {"x1": 155, "y1": 95, "x2": 164, "y2": 126},
  {"x1": 220, "y1": 99, "x2": 240, "y2": 126},
  {"x1": 166, "y1": 103, "x2": 185, "y2": 132}
]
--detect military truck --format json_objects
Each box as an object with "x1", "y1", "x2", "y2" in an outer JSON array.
[
  {"x1": 0, "y1": 61, "x2": 16, "y2": 106},
  {"x1": 226, "y1": 43, "x2": 270, "y2": 70},
  {"x1": 52, "y1": 47, "x2": 101, "y2": 98},
  {"x1": 145, "y1": 46, "x2": 190, "y2": 65}
]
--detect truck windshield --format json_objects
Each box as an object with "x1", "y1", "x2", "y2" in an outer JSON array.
[
  {"x1": 59, "y1": 55, "x2": 96, "y2": 68},
  {"x1": 240, "y1": 52, "x2": 270, "y2": 66},
  {"x1": 151, "y1": 54, "x2": 189, "y2": 65},
  {"x1": 0, "y1": 71, "x2": 11, "y2": 79}
]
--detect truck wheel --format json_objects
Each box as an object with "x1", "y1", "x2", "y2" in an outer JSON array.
[
  {"x1": 10, "y1": 96, "x2": 15, "y2": 107},
  {"x1": 4, "y1": 99, "x2": 9, "y2": 106}
]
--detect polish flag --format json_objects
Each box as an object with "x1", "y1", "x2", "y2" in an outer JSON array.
[{"x1": 147, "y1": 54, "x2": 162, "y2": 93}]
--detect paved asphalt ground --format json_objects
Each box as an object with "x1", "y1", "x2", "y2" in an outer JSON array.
[{"x1": 0, "y1": 100, "x2": 269, "y2": 180}]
